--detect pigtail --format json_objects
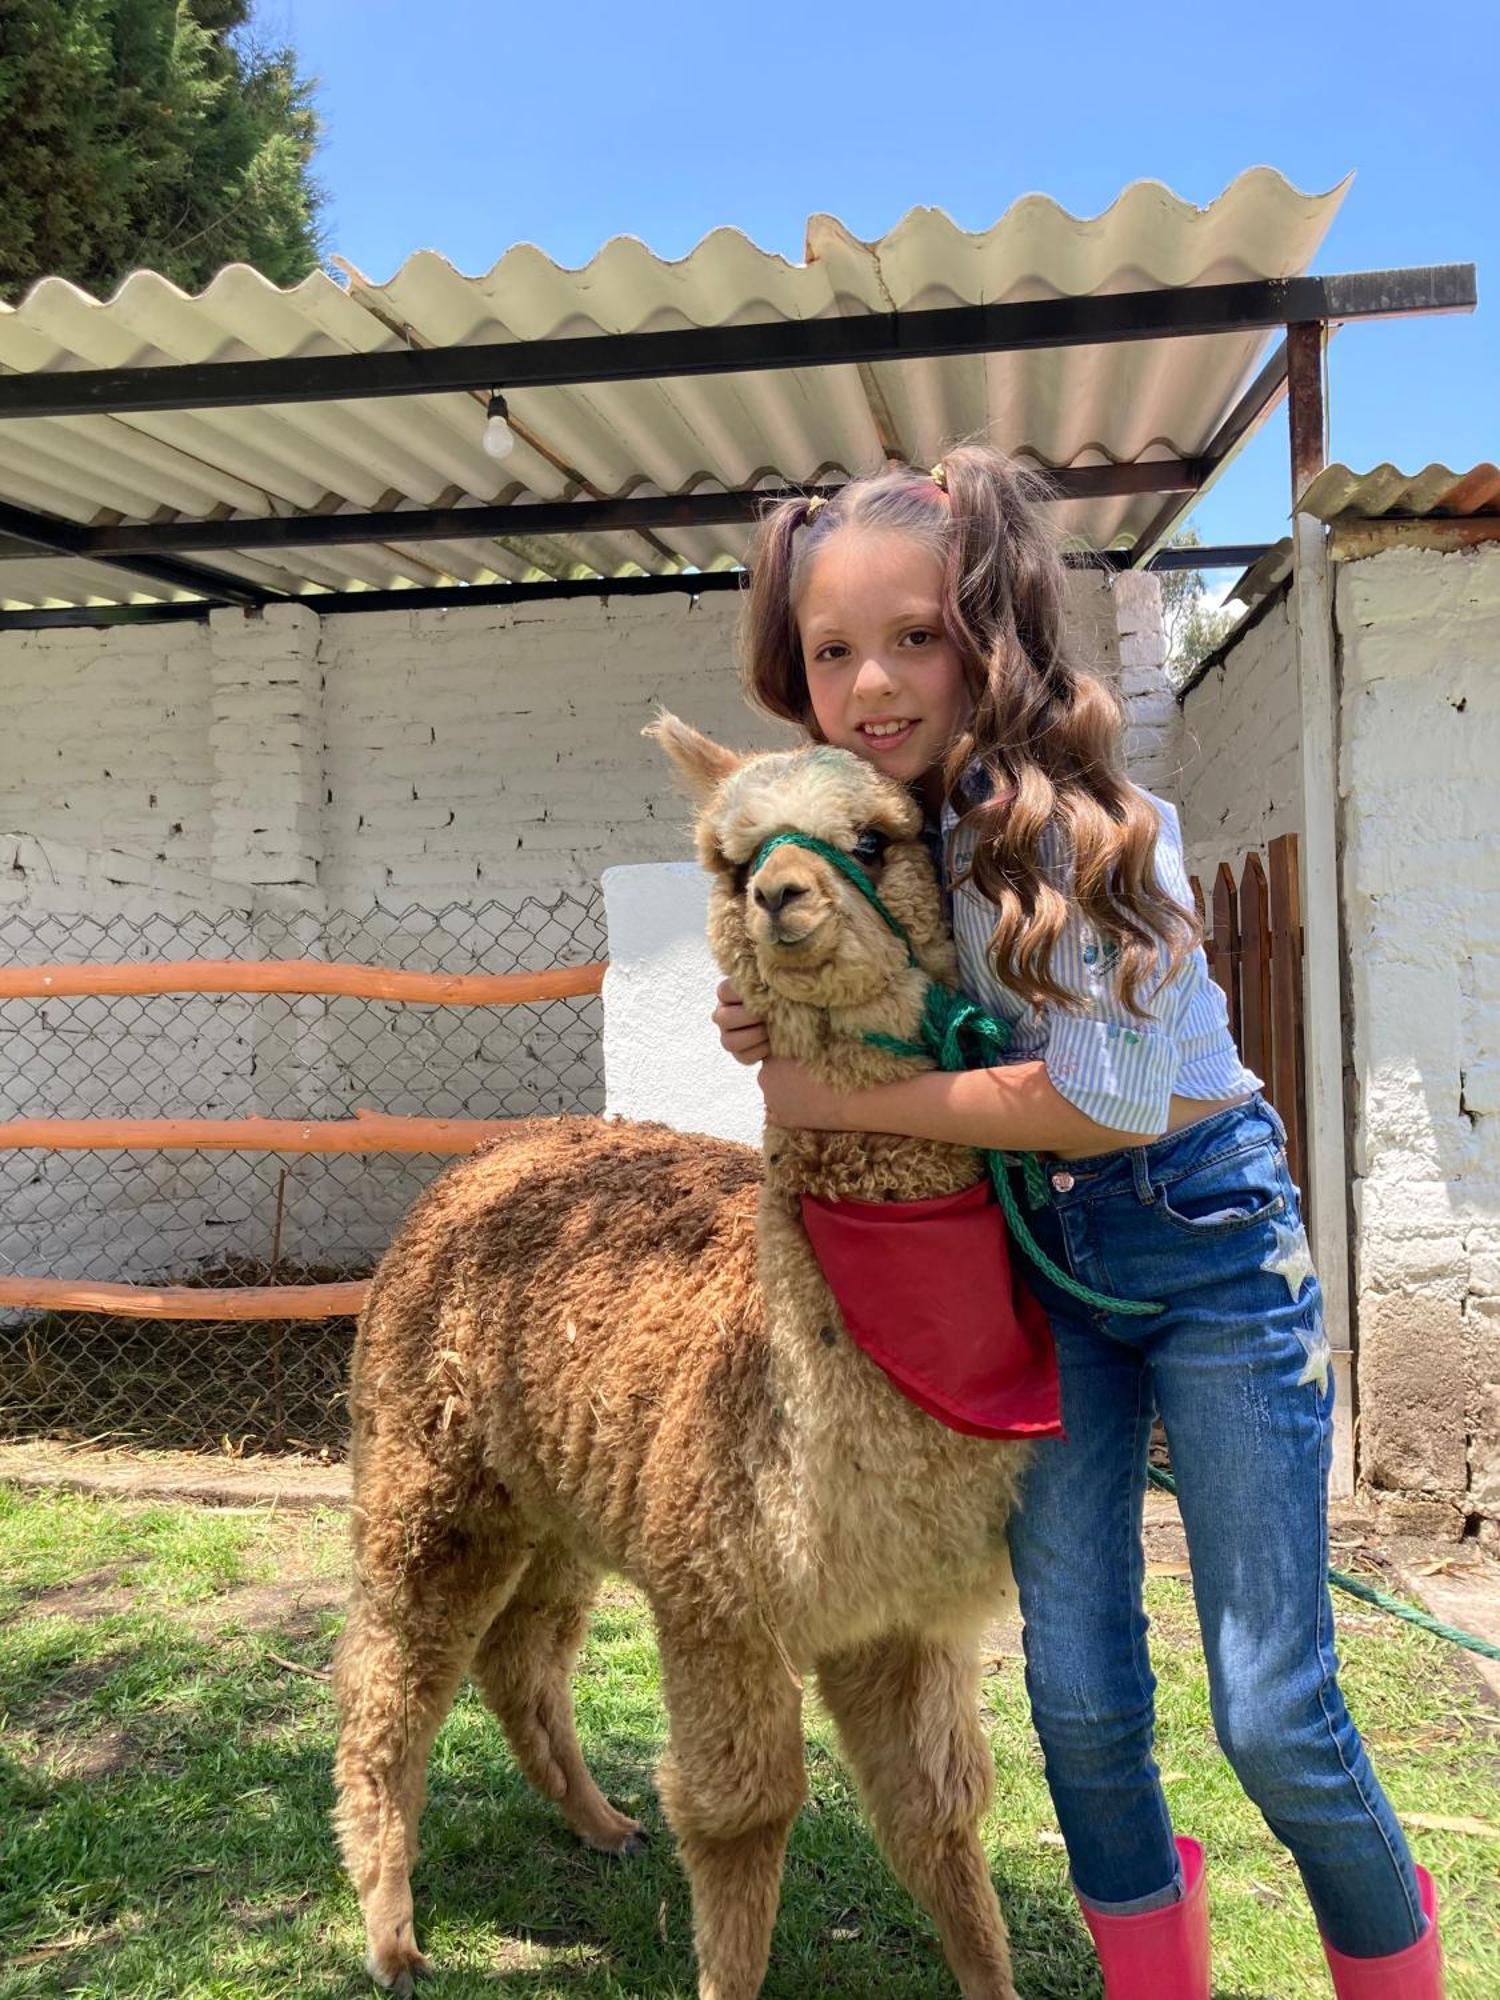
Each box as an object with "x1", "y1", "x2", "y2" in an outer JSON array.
[{"x1": 740, "y1": 494, "x2": 827, "y2": 730}]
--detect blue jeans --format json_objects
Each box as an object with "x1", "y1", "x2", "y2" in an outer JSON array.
[{"x1": 1006, "y1": 1095, "x2": 1424, "y2": 1959}]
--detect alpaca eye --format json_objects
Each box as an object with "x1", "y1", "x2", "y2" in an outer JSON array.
[{"x1": 851, "y1": 830, "x2": 889, "y2": 864}]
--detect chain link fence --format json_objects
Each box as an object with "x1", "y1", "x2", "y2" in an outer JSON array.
[{"x1": 0, "y1": 891, "x2": 604, "y2": 1456}]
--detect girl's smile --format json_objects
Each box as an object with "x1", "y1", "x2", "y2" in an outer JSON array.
[{"x1": 796, "y1": 528, "x2": 969, "y2": 807}]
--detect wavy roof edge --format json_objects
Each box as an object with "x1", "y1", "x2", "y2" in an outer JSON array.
[
  {"x1": 4, "y1": 166, "x2": 1352, "y2": 320},
  {"x1": 1299, "y1": 459, "x2": 1500, "y2": 522},
  {"x1": 0, "y1": 172, "x2": 1362, "y2": 612},
  {"x1": 1225, "y1": 459, "x2": 1500, "y2": 602}
]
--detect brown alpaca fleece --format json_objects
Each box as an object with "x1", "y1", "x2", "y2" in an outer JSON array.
[{"x1": 334, "y1": 719, "x2": 1030, "y2": 2000}]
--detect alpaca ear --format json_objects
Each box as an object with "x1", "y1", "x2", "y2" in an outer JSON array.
[{"x1": 644, "y1": 710, "x2": 744, "y2": 805}]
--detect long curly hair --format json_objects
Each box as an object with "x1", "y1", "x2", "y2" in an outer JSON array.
[{"x1": 739, "y1": 443, "x2": 1197, "y2": 1015}]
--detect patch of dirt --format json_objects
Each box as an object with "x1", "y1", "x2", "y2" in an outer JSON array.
[
  {"x1": 0, "y1": 1437, "x2": 350, "y2": 1509},
  {"x1": 179, "y1": 1575, "x2": 346, "y2": 1642},
  {"x1": 49, "y1": 1725, "x2": 138, "y2": 1779},
  {"x1": 1391, "y1": 1542, "x2": 1500, "y2": 1706},
  {"x1": 228, "y1": 1889, "x2": 317, "y2": 1933},
  {"x1": 17, "y1": 1561, "x2": 147, "y2": 1622}
]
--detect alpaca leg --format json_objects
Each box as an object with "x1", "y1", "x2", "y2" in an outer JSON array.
[
  {"x1": 817, "y1": 1632, "x2": 1017, "y2": 2000},
  {"x1": 333, "y1": 1526, "x2": 526, "y2": 1996},
  {"x1": 654, "y1": 1624, "x2": 806, "y2": 2000},
  {"x1": 470, "y1": 1540, "x2": 646, "y2": 1854}
]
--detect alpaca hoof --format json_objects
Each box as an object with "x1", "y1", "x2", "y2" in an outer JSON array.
[
  {"x1": 584, "y1": 1813, "x2": 649, "y2": 1857},
  {"x1": 366, "y1": 1944, "x2": 431, "y2": 1995}
]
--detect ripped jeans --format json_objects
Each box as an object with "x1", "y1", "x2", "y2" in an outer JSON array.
[{"x1": 1006, "y1": 1095, "x2": 1424, "y2": 1958}]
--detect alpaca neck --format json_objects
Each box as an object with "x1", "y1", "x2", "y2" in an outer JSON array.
[{"x1": 757, "y1": 963, "x2": 983, "y2": 1207}]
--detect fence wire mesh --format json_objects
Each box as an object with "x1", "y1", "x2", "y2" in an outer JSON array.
[{"x1": 0, "y1": 892, "x2": 604, "y2": 1456}]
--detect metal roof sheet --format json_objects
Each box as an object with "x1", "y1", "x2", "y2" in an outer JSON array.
[
  {"x1": 1224, "y1": 459, "x2": 1500, "y2": 607},
  {"x1": 1298, "y1": 459, "x2": 1500, "y2": 521},
  {"x1": 0, "y1": 170, "x2": 1347, "y2": 610}
]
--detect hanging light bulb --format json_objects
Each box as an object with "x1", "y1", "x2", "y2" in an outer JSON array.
[{"x1": 481, "y1": 390, "x2": 516, "y2": 460}]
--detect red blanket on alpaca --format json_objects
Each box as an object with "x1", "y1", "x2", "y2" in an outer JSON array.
[{"x1": 800, "y1": 1180, "x2": 1063, "y2": 1441}]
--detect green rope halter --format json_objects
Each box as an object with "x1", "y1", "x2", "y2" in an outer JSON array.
[{"x1": 749, "y1": 831, "x2": 1162, "y2": 1318}]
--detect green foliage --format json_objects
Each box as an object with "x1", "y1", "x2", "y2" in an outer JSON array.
[
  {"x1": 1160, "y1": 526, "x2": 1240, "y2": 685},
  {"x1": 0, "y1": 0, "x2": 325, "y2": 305}
]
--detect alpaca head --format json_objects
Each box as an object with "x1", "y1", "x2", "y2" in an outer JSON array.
[{"x1": 647, "y1": 712, "x2": 951, "y2": 1012}]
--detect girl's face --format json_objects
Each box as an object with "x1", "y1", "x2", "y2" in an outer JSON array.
[{"x1": 797, "y1": 527, "x2": 970, "y2": 808}]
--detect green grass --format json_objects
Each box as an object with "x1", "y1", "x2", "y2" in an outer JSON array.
[{"x1": 1, "y1": 1484, "x2": 1496, "y2": 1999}]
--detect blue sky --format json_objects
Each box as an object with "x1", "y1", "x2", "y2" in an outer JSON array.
[{"x1": 275, "y1": 0, "x2": 1495, "y2": 558}]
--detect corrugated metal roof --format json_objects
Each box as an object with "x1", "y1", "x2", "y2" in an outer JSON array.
[
  {"x1": 1225, "y1": 459, "x2": 1500, "y2": 606},
  {"x1": 1226, "y1": 543, "x2": 1293, "y2": 607},
  {"x1": 0, "y1": 170, "x2": 1347, "y2": 610},
  {"x1": 1299, "y1": 459, "x2": 1500, "y2": 521}
]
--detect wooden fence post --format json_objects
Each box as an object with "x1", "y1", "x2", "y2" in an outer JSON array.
[
  {"x1": 1208, "y1": 862, "x2": 1242, "y2": 1042},
  {"x1": 1267, "y1": 833, "x2": 1308, "y2": 1192},
  {"x1": 1239, "y1": 853, "x2": 1272, "y2": 1086}
]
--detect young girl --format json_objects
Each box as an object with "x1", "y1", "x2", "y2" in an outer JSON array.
[{"x1": 712, "y1": 447, "x2": 1442, "y2": 1999}]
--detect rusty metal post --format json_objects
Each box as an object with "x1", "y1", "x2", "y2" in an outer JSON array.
[{"x1": 1287, "y1": 321, "x2": 1328, "y2": 503}]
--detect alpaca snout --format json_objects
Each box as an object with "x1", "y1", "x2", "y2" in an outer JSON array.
[
  {"x1": 752, "y1": 877, "x2": 806, "y2": 917},
  {"x1": 753, "y1": 902, "x2": 834, "y2": 954},
  {"x1": 748, "y1": 855, "x2": 836, "y2": 951}
]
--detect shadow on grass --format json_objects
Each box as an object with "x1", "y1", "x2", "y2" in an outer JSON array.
[{"x1": 0, "y1": 1617, "x2": 1130, "y2": 2000}]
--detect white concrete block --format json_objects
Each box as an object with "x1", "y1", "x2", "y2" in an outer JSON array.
[{"x1": 601, "y1": 862, "x2": 764, "y2": 1148}]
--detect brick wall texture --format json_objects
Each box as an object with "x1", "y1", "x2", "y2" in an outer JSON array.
[{"x1": 1173, "y1": 543, "x2": 1500, "y2": 1530}]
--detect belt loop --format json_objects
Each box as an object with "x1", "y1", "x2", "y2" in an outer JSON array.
[{"x1": 1130, "y1": 1144, "x2": 1155, "y2": 1205}]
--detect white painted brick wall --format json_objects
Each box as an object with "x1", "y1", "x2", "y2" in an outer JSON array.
[
  {"x1": 1175, "y1": 591, "x2": 1301, "y2": 884},
  {"x1": 0, "y1": 619, "x2": 215, "y2": 871},
  {"x1": 0, "y1": 571, "x2": 1128, "y2": 1294},
  {"x1": 317, "y1": 591, "x2": 799, "y2": 903},
  {"x1": 1336, "y1": 545, "x2": 1500, "y2": 1518},
  {"x1": 1110, "y1": 571, "x2": 1180, "y2": 799}
]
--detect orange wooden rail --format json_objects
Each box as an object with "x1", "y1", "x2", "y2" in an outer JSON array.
[
  {"x1": 0, "y1": 953, "x2": 601, "y2": 1323},
  {"x1": 0, "y1": 1276, "x2": 368, "y2": 1319},
  {"x1": 0, "y1": 1110, "x2": 522, "y2": 1154},
  {"x1": 0, "y1": 959, "x2": 605, "y2": 1004}
]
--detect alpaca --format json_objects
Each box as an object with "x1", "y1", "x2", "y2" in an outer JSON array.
[{"x1": 333, "y1": 716, "x2": 1035, "y2": 2000}]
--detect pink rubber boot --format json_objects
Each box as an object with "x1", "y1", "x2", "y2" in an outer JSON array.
[
  {"x1": 1322, "y1": 1867, "x2": 1444, "y2": 1998},
  {"x1": 1076, "y1": 1835, "x2": 1210, "y2": 2000}
]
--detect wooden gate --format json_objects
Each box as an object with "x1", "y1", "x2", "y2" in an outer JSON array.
[{"x1": 1189, "y1": 830, "x2": 1308, "y2": 1192}]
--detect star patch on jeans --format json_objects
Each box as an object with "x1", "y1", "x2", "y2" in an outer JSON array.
[
  {"x1": 1262, "y1": 1214, "x2": 1316, "y2": 1300},
  {"x1": 1261, "y1": 1215, "x2": 1330, "y2": 1390}
]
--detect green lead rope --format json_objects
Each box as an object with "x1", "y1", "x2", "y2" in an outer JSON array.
[
  {"x1": 1147, "y1": 1466, "x2": 1500, "y2": 1663},
  {"x1": 865, "y1": 985, "x2": 1161, "y2": 1318},
  {"x1": 749, "y1": 830, "x2": 1161, "y2": 1318}
]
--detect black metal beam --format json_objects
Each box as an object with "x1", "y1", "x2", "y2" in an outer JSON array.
[
  {"x1": 0, "y1": 598, "x2": 222, "y2": 631},
  {"x1": 0, "y1": 267, "x2": 1475, "y2": 420},
  {"x1": 52, "y1": 461, "x2": 1205, "y2": 561},
  {"x1": 1128, "y1": 336, "x2": 1297, "y2": 568},
  {"x1": 0, "y1": 544, "x2": 1274, "y2": 632},
  {"x1": 0, "y1": 499, "x2": 269, "y2": 607},
  {"x1": 1141, "y1": 544, "x2": 1269, "y2": 572}
]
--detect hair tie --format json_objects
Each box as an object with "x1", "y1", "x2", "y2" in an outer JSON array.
[
  {"x1": 804, "y1": 494, "x2": 827, "y2": 522},
  {"x1": 929, "y1": 462, "x2": 948, "y2": 492}
]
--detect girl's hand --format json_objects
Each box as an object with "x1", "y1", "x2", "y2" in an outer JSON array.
[
  {"x1": 713, "y1": 978, "x2": 771, "y2": 1065},
  {"x1": 757, "y1": 1057, "x2": 858, "y2": 1132}
]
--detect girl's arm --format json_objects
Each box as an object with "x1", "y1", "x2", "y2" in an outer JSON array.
[{"x1": 757, "y1": 1056, "x2": 1163, "y2": 1154}]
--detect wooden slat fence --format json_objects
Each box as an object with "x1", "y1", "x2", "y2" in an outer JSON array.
[{"x1": 1190, "y1": 830, "x2": 1308, "y2": 1192}]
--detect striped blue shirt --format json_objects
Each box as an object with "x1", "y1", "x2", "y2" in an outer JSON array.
[{"x1": 934, "y1": 779, "x2": 1260, "y2": 1135}]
